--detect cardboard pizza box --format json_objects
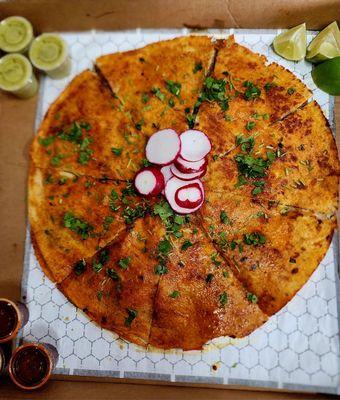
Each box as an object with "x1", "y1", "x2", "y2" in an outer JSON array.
[{"x1": 0, "y1": 1, "x2": 339, "y2": 398}]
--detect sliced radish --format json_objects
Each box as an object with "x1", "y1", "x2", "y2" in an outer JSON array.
[
  {"x1": 175, "y1": 156, "x2": 207, "y2": 174},
  {"x1": 165, "y1": 177, "x2": 204, "y2": 214},
  {"x1": 160, "y1": 165, "x2": 173, "y2": 195},
  {"x1": 170, "y1": 164, "x2": 206, "y2": 181},
  {"x1": 175, "y1": 183, "x2": 203, "y2": 209},
  {"x1": 179, "y1": 130, "x2": 211, "y2": 162},
  {"x1": 146, "y1": 129, "x2": 180, "y2": 166},
  {"x1": 134, "y1": 167, "x2": 164, "y2": 197}
]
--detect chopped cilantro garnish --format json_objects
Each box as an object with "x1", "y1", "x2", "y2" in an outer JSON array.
[
  {"x1": 122, "y1": 203, "x2": 150, "y2": 225},
  {"x1": 169, "y1": 290, "x2": 180, "y2": 298},
  {"x1": 211, "y1": 252, "x2": 222, "y2": 267},
  {"x1": 168, "y1": 97, "x2": 175, "y2": 108},
  {"x1": 50, "y1": 154, "x2": 64, "y2": 166},
  {"x1": 154, "y1": 264, "x2": 168, "y2": 275},
  {"x1": 63, "y1": 212, "x2": 93, "y2": 239},
  {"x1": 245, "y1": 121, "x2": 256, "y2": 131},
  {"x1": 222, "y1": 271, "x2": 229, "y2": 278},
  {"x1": 141, "y1": 158, "x2": 152, "y2": 167},
  {"x1": 220, "y1": 210, "x2": 231, "y2": 225},
  {"x1": 141, "y1": 92, "x2": 149, "y2": 103},
  {"x1": 235, "y1": 135, "x2": 255, "y2": 153},
  {"x1": 158, "y1": 238, "x2": 172, "y2": 255},
  {"x1": 184, "y1": 108, "x2": 195, "y2": 129},
  {"x1": 219, "y1": 292, "x2": 228, "y2": 307},
  {"x1": 125, "y1": 308, "x2": 138, "y2": 327},
  {"x1": 107, "y1": 268, "x2": 119, "y2": 280},
  {"x1": 135, "y1": 119, "x2": 144, "y2": 131},
  {"x1": 39, "y1": 136, "x2": 55, "y2": 146},
  {"x1": 181, "y1": 240, "x2": 193, "y2": 251},
  {"x1": 111, "y1": 147, "x2": 123, "y2": 156},
  {"x1": 264, "y1": 82, "x2": 274, "y2": 91},
  {"x1": 118, "y1": 256, "x2": 131, "y2": 270},
  {"x1": 198, "y1": 76, "x2": 229, "y2": 111},
  {"x1": 243, "y1": 81, "x2": 261, "y2": 101},
  {"x1": 287, "y1": 87, "x2": 296, "y2": 95},
  {"x1": 193, "y1": 61, "x2": 203, "y2": 73},
  {"x1": 151, "y1": 87, "x2": 166, "y2": 102},
  {"x1": 103, "y1": 215, "x2": 114, "y2": 230},
  {"x1": 74, "y1": 260, "x2": 86, "y2": 276},
  {"x1": 206, "y1": 273, "x2": 214, "y2": 283},
  {"x1": 165, "y1": 80, "x2": 181, "y2": 97},
  {"x1": 247, "y1": 292, "x2": 258, "y2": 303},
  {"x1": 97, "y1": 291, "x2": 103, "y2": 301},
  {"x1": 92, "y1": 260, "x2": 103, "y2": 273},
  {"x1": 243, "y1": 232, "x2": 266, "y2": 246}
]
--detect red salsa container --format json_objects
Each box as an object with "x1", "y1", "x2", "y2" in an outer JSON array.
[
  {"x1": 9, "y1": 343, "x2": 58, "y2": 390},
  {"x1": 0, "y1": 299, "x2": 29, "y2": 343}
]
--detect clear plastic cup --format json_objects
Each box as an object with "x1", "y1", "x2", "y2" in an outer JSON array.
[
  {"x1": 29, "y1": 33, "x2": 71, "y2": 79},
  {"x1": 0, "y1": 53, "x2": 38, "y2": 98},
  {"x1": 0, "y1": 16, "x2": 34, "y2": 53}
]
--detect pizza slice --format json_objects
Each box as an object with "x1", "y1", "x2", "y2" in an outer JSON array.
[
  {"x1": 28, "y1": 166, "x2": 151, "y2": 282},
  {"x1": 31, "y1": 70, "x2": 146, "y2": 180}
]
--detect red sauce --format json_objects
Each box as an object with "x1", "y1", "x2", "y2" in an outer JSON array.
[
  {"x1": 13, "y1": 347, "x2": 48, "y2": 387},
  {"x1": 0, "y1": 301, "x2": 18, "y2": 339}
]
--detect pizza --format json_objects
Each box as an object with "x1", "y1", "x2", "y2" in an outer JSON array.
[{"x1": 28, "y1": 35, "x2": 339, "y2": 350}]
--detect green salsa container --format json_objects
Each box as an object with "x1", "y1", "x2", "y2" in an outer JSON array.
[
  {"x1": 29, "y1": 33, "x2": 71, "y2": 79},
  {"x1": 0, "y1": 16, "x2": 34, "y2": 53},
  {"x1": 0, "y1": 53, "x2": 38, "y2": 98}
]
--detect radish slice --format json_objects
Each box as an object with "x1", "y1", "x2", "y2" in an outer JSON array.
[
  {"x1": 179, "y1": 130, "x2": 211, "y2": 162},
  {"x1": 160, "y1": 165, "x2": 173, "y2": 184},
  {"x1": 175, "y1": 183, "x2": 203, "y2": 209},
  {"x1": 170, "y1": 164, "x2": 206, "y2": 181},
  {"x1": 175, "y1": 156, "x2": 207, "y2": 174},
  {"x1": 160, "y1": 165, "x2": 173, "y2": 195},
  {"x1": 146, "y1": 129, "x2": 180, "y2": 166},
  {"x1": 134, "y1": 167, "x2": 164, "y2": 197},
  {"x1": 165, "y1": 177, "x2": 205, "y2": 214}
]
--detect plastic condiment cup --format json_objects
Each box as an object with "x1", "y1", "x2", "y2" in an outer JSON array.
[
  {"x1": 29, "y1": 33, "x2": 71, "y2": 79},
  {"x1": 0, "y1": 16, "x2": 34, "y2": 53},
  {"x1": 9, "y1": 343, "x2": 59, "y2": 390},
  {"x1": 0, "y1": 53, "x2": 38, "y2": 98},
  {"x1": 0, "y1": 299, "x2": 29, "y2": 344}
]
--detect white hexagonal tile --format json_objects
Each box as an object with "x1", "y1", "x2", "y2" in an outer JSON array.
[
  {"x1": 300, "y1": 350, "x2": 320, "y2": 374},
  {"x1": 240, "y1": 346, "x2": 258, "y2": 369},
  {"x1": 74, "y1": 337, "x2": 91, "y2": 359},
  {"x1": 221, "y1": 345, "x2": 239, "y2": 368},
  {"x1": 192, "y1": 360, "x2": 212, "y2": 376},
  {"x1": 48, "y1": 319, "x2": 66, "y2": 340},
  {"x1": 287, "y1": 295, "x2": 307, "y2": 317},
  {"x1": 100, "y1": 355, "x2": 119, "y2": 370},
  {"x1": 321, "y1": 352, "x2": 338, "y2": 375},
  {"x1": 64, "y1": 354, "x2": 81, "y2": 369},
  {"x1": 290, "y1": 369, "x2": 310, "y2": 385},
  {"x1": 84, "y1": 322, "x2": 101, "y2": 342},
  {"x1": 316, "y1": 279, "x2": 336, "y2": 301},
  {"x1": 51, "y1": 288, "x2": 67, "y2": 306},
  {"x1": 28, "y1": 302, "x2": 42, "y2": 321},
  {"x1": 309, "y1": 332, "x2": 330, "y2": 356},
  {"x1": 30, "y1": 320, "x2": 48, "y2": 340},
  {"x1": 249, "y1": 329, "x2": 268, "y2": 351},
  {"x1": 279, "y1": 348, "x2": 299, "y2": 372},
  {"x1": 57, "y1": 336, "x2": 74, "y2": 358},
  {"x1": 297, "y1": 314, "x2": 318, "y2": 336},
  {"x1": 66, "y1": 319, "x2": 84, "y2": 341},
  {"x1": 34, "y1": 285, "x2": 52, "y2": 305},
  {"x1": 268, "y1": 329, "x2": 287, "y2": 352},
  {"x1": 249, "y1": 364, "x2": 268, "y2": 381},
  {"x1": 28, "y1": 268, "x2": 44, "y2": 288},
  {"x1": 41, "y1": 302, "x2": 59, "y2": 323},
  {"x1": 307, "y1": 296, "x2": 327, "y2": 318},
  {"x1": 92, "y1": 338, "x2": 110, "y2": 360},
  {"x1": 81, "y1": 355, "x2": 99, "y2": 369},
  {"x1": 288, "y1": 331, "x2": 308, "y2": 354},
  {"x1": 259, "y1": 347, "x2": 278, "y2": 370},
  {"x1": 277, "y1": 312, "x2": 297, "y2": 334},
  {"x1": 59, "y1": 302, "x2": 77, "y2": 322},
  {"x1": 319, "y1": 315, "x2": 338, "y2": 338}
]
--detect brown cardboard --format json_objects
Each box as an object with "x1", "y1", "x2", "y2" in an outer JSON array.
[{"x1": 0, "y1": 1, "x2": 339, "y2": 398}]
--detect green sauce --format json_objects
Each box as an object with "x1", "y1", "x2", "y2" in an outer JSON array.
[
  {"x1": 0, "y1": 54, "x2": 38, "y2": 98},
  {"x1": 0, "y1": 16, "x2": 33, "y2": 53},
  {"x1": 29, "y1": 33, "x2": 71, "y2": 79}
]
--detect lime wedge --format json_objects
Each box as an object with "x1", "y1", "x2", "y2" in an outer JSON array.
[
  {"x1": 311, "y1": 56, "x2": 340, "y2": 95},
  {"x1": 306, "y1": 21, "x2": 340, "y2": 63},
  {"x1": 273, "y1": 23, "x2": 307, "y2": 61}
]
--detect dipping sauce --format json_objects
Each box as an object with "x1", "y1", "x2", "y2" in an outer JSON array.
[
  {"x1": 9, "y1": 343, "x2": 57, "y2": 390},
  {"x1": 13, "y1": 347, "x2": 49, "y2": 387},
  {"x1": 0, "y1": 53, "x2": 38, "y2": 98},
  {"x1": 0, "y1": 16, "x2": 34, "y2": 53},
  {"x1": 0, "y1": 301, "x2": 18, "y2": 341},
  {"x1": 29, "y1": 33, "x2": 71, "y2": 79}
]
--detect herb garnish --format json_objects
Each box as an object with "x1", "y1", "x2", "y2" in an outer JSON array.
[
  {"x1": 220, "y1": 210, "x2": 231, "y2": 225},
  {"x1": 74, "y1": 260, "x2": 86, "y2": 276},
  {"x1": 111, "y1": 147, "x2": 123, "y2": 156},
  {"x1": 206, "y1": 273, "x2": 214, "y2": 283},
  {"x1": 219, "y1": 292, "x2": 228, "y2": 307},
  {"x1": 107, "y1": 268, "x2": 120, "y2": 281},
  {"x1": 243, "y1": 232, "x2": 266, "y2": 246},
  {"x1": 181, "y1": 240, "x2": 193, "y2": 251},
  {"x1": 243, "y1": 81, "x2": 261, "y2": 101},
  {"x1": 193, "y1": 61, "x2": 203, "y2": 73},
  {"x1": 151, "y1": 87, "x2": 166, "y2": 102},
  {"x1": 247, "y1": 292, "x2": 258, "y2": 303},
  {"x1": 118, "y1": 257, "x2": 131, "y2": 270},
  {"x1": 125, "y1": 308, "x2": 138, "y2": 327},
  {"x1": 245, "y1": 121, "x2": 256, "y2": 131},
  {"x1": 63, "y1": 212, "x2": 93, "y2": 239},
  {"x1": 169, "y1": 290, "x2": 180, "y2": 298},
  {"x1": 165, "y1": 80, "x2": 181, "y2": 97}
]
